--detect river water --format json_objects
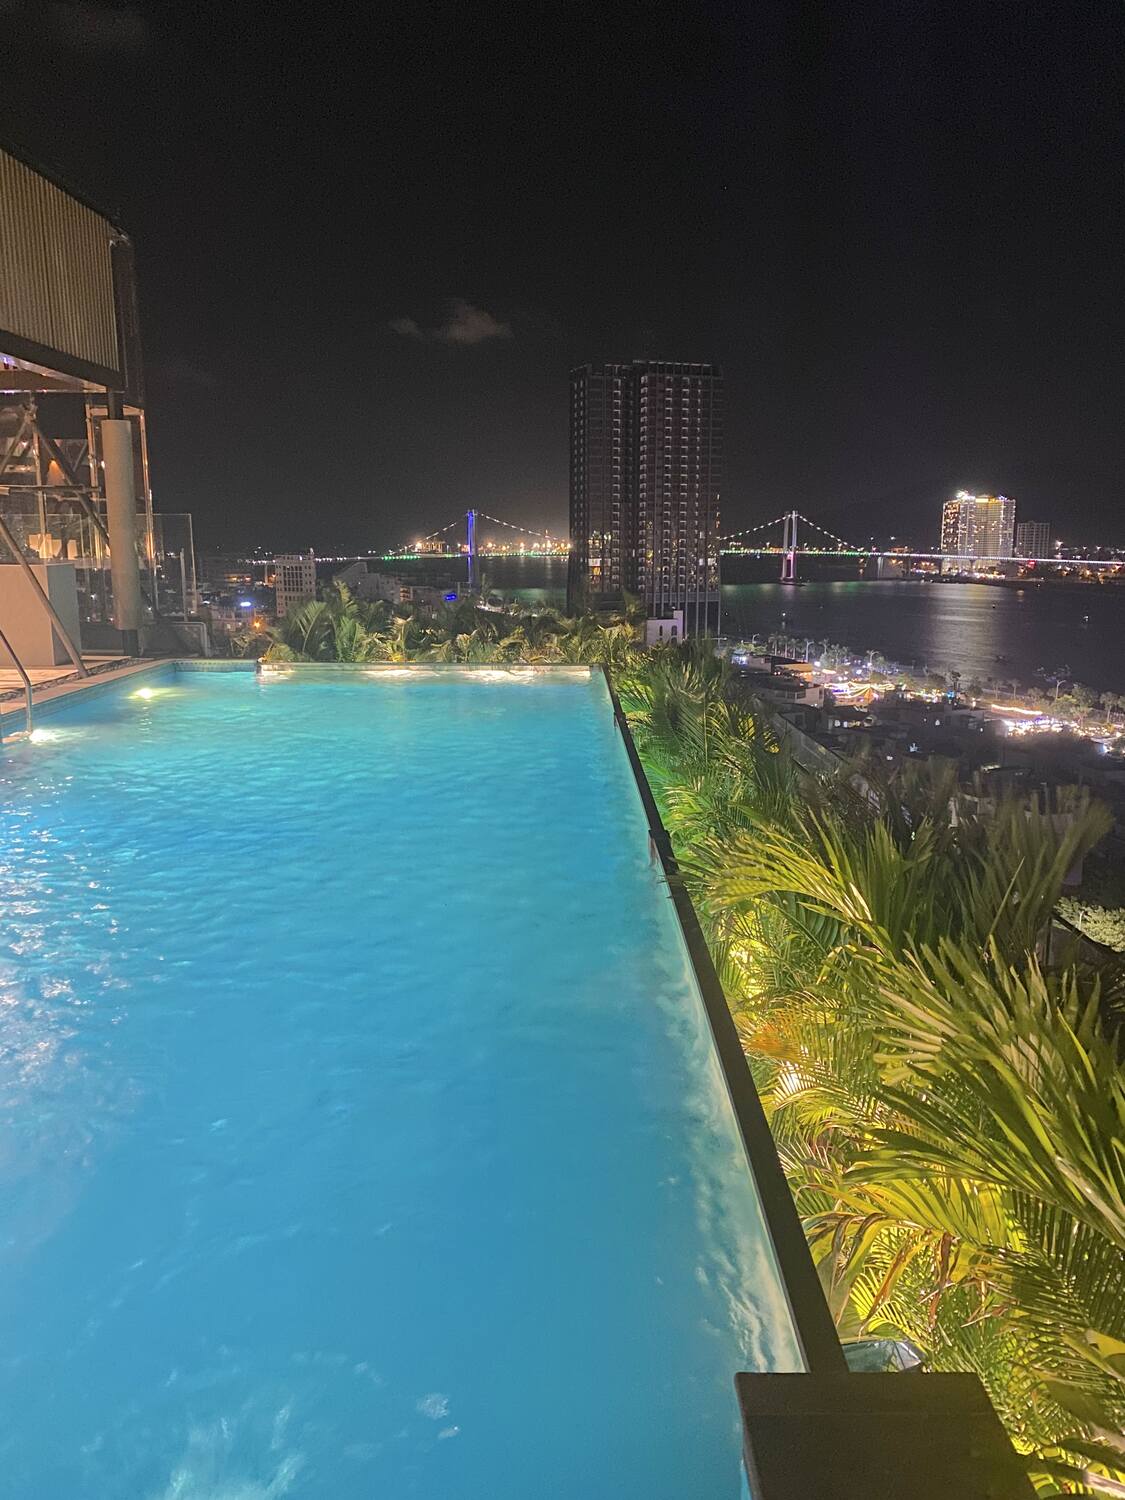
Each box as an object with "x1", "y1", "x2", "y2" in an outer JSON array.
[
  {"x1": 718, "y1": 580, "x2": 1125, "y2": 694},
  {"x1": 379, "y1": 558, "x2": 1125, "y2": 695}
]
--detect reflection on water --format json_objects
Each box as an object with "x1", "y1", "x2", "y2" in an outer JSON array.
[
  {"x1": 152, "y1": 1408, "x2": 304, "y2": 1500},
  {"x1": 719, "y1": 581, "x2": 1125, "y2": 692}
]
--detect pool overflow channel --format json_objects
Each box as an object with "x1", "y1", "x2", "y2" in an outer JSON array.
[{"x1": 1, "y1": 658, "x2": 1038, "y2": 1498}]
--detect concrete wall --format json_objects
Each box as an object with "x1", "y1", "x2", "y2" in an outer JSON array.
[{"x1": 0, "y1": 562, "x2": 81, "y2": 666}]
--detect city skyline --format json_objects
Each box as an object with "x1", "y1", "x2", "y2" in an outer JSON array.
[{"x1": 3, "y1": 0, "x2": 1121, "y2": 552}]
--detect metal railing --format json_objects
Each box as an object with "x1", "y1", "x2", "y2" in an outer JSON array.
[{"x1": 0, "y1": 620, "x2": 33, "y2": 740}]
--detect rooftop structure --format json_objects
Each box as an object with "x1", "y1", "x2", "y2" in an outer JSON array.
[
  {"x1": 0, "y1": 144, "x2": 198, "y2": 660},
  {"x1": 0, "y1": 145, "x2": 140, "y2": 396}
]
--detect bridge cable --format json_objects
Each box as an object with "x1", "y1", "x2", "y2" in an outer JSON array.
[
  {"x1": 414, "y1": 518, "x2": 464, "y2": 544},
  {"x1": 794, "y1": 513, "x2": 863, "y2": 552},
  {"x1": 718, "y1": 512, "x2": 789, "y2": 544},
  {"x1": 476, "y1": 511, "x2": 560, "y2": 543}
]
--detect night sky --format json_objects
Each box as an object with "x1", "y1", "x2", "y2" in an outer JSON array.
[{"x1": 4, "y1": 0, "x2": 1123, "y2": 552}]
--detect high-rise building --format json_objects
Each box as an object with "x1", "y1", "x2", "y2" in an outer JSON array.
[
  {"x1": 274, "y1": 550, "x2": 317, "y2": 617},
  {"x1": 940, "y1": 492, "x2": 1016, "y2": 559},
  {"x1": 568, "y1": 360, "x2": 722, "y2": 631},
  {"x1": 1015, "y1": 519, "x2": 1051, "y2": 559}
]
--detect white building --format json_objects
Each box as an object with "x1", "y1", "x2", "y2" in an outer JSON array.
[
  {"x1": 645, "y1": 610, "x2": 683, "y2": 646},
  {"x1": 940, "y1": 492, "x2": 1016, "y2": 559},
  {"x1": 274, "y1": 550, "x2": 317, "y2": 617}
]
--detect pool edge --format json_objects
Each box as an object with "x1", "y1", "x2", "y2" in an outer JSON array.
[{"x1": 598, "y1": 664, "x2": 846, "y2": 1378}]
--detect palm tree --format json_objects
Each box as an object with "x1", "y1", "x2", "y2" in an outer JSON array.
[
  {"x1": 267, "y1": 597, "x2": 337, "y2": 660},
  {"x1": 266, "y1": 584, "x2": 392, "y2": 662},
  {"x1": 617, "y1": 650, "x2": 1125, "y2": 1492},
  {"x1": 374, "y1": 612, "x2": 428, "y2": 662}
]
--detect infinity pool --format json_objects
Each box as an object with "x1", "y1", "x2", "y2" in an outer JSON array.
[{"x1": 0, "y1": 665, "x2": 799, "y2": 1499}]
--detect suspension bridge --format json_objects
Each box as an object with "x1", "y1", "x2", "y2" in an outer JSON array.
[
  {"x1": 381, "y1": 510, "x2": 568, "y2": 585},
  {"x1": 368, "y1": 507, "x2": 1122, "y2": 584},
  {"x1": 718, "y1": 511, "x2": 1124, "y2": 577}
]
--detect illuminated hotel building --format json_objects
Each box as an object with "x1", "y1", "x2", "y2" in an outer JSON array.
[
  {"x1": 568, "y1": 361, "x2": 722, "y2": 631},
  {"x1": 940, "y1": 492, "x2": 1016, "y2": 559}
]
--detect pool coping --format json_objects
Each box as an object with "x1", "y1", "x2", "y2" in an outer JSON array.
[
  {"x1": 1, "y1": 660, "x2": 605, "y2": 737},
  {"x1": 0, "y1": 658, "x2": 171, "y2": 735},
  {"x1": 599, "y1": 665, "x2": 847, "y2": 1377},
  {"x1": 0, "y1": 658, "x2": 279, "y2": 737}
]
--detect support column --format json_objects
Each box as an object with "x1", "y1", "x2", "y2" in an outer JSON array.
[
  {"x1": 466, "y1": 508, "x2": 478, "y2": 593},
  {"x1": 102, "y1": 417, "x2": 143, "y2": 655},
  {"x1": 781, "y1": 510, "x2": 798, "y2": 582}
]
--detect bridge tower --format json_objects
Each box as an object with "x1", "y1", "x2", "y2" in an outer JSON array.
[
  {"x1": 780, "y1": 509, "x2": 798, "y2": 582},
  {"x1": 466, "y1": 508, "x2": 478, "y2": 592}
]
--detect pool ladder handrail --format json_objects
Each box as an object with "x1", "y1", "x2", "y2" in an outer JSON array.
[{"x1": 0, "y1": 620, "x2": 33, "y2": 741}]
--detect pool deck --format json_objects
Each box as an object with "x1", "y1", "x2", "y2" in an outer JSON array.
[{"x1": 0, "y1": 655, "x2": 158, "y2": 728}]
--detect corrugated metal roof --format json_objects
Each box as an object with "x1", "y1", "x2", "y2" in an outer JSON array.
[{"x1": 0, "y1": 146, "x2": 120, "y2": 380}]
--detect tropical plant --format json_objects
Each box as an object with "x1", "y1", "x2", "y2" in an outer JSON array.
[
  {"x1": 1058, "y1": 899, "x2": 1125, "y2": 954},
  {"x1": 266, "y1": 584, "x2": 392, "y2": 662},
  {"x1": 1071, "y1": 683, "x2": 1100, "y2": 714},
  {"x1": 261, "y1": 581, "x2": 646, "y2": 667},
  {"x1": 616, "y1": 647, "x2": 1125, "y2": 1494}
]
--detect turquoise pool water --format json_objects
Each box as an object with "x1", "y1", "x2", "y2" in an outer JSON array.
[{"x1": 0, "y1": 666, "x2": 800, "y2": 1498}]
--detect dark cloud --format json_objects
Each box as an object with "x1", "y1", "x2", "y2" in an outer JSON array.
[
  {"x1": 2, "y1": 0, "x2": 152, "y2": 54},
  {"x1": 434, "y1": 301, "x2": 512, "y2": 345},
  {"x1": 388, "y1": 316, "x2": 424, "y2": 340},
  {"x1": 390, "y1": 301, "x2": 513, "y2": 346}
]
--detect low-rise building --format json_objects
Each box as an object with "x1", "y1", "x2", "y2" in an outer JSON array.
[
  {"x1": 731, "y1": 655, "x2": 825, "y2": 708},
  {"x1": 274, "y1": 550, "x2": 317, "y2": 617},
  {"x1": 333, "y1": 560, "x2": 456, "y2": 611},
  {"x1": 645, "y1": 611, "x2": 683, "y2": 646}
]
